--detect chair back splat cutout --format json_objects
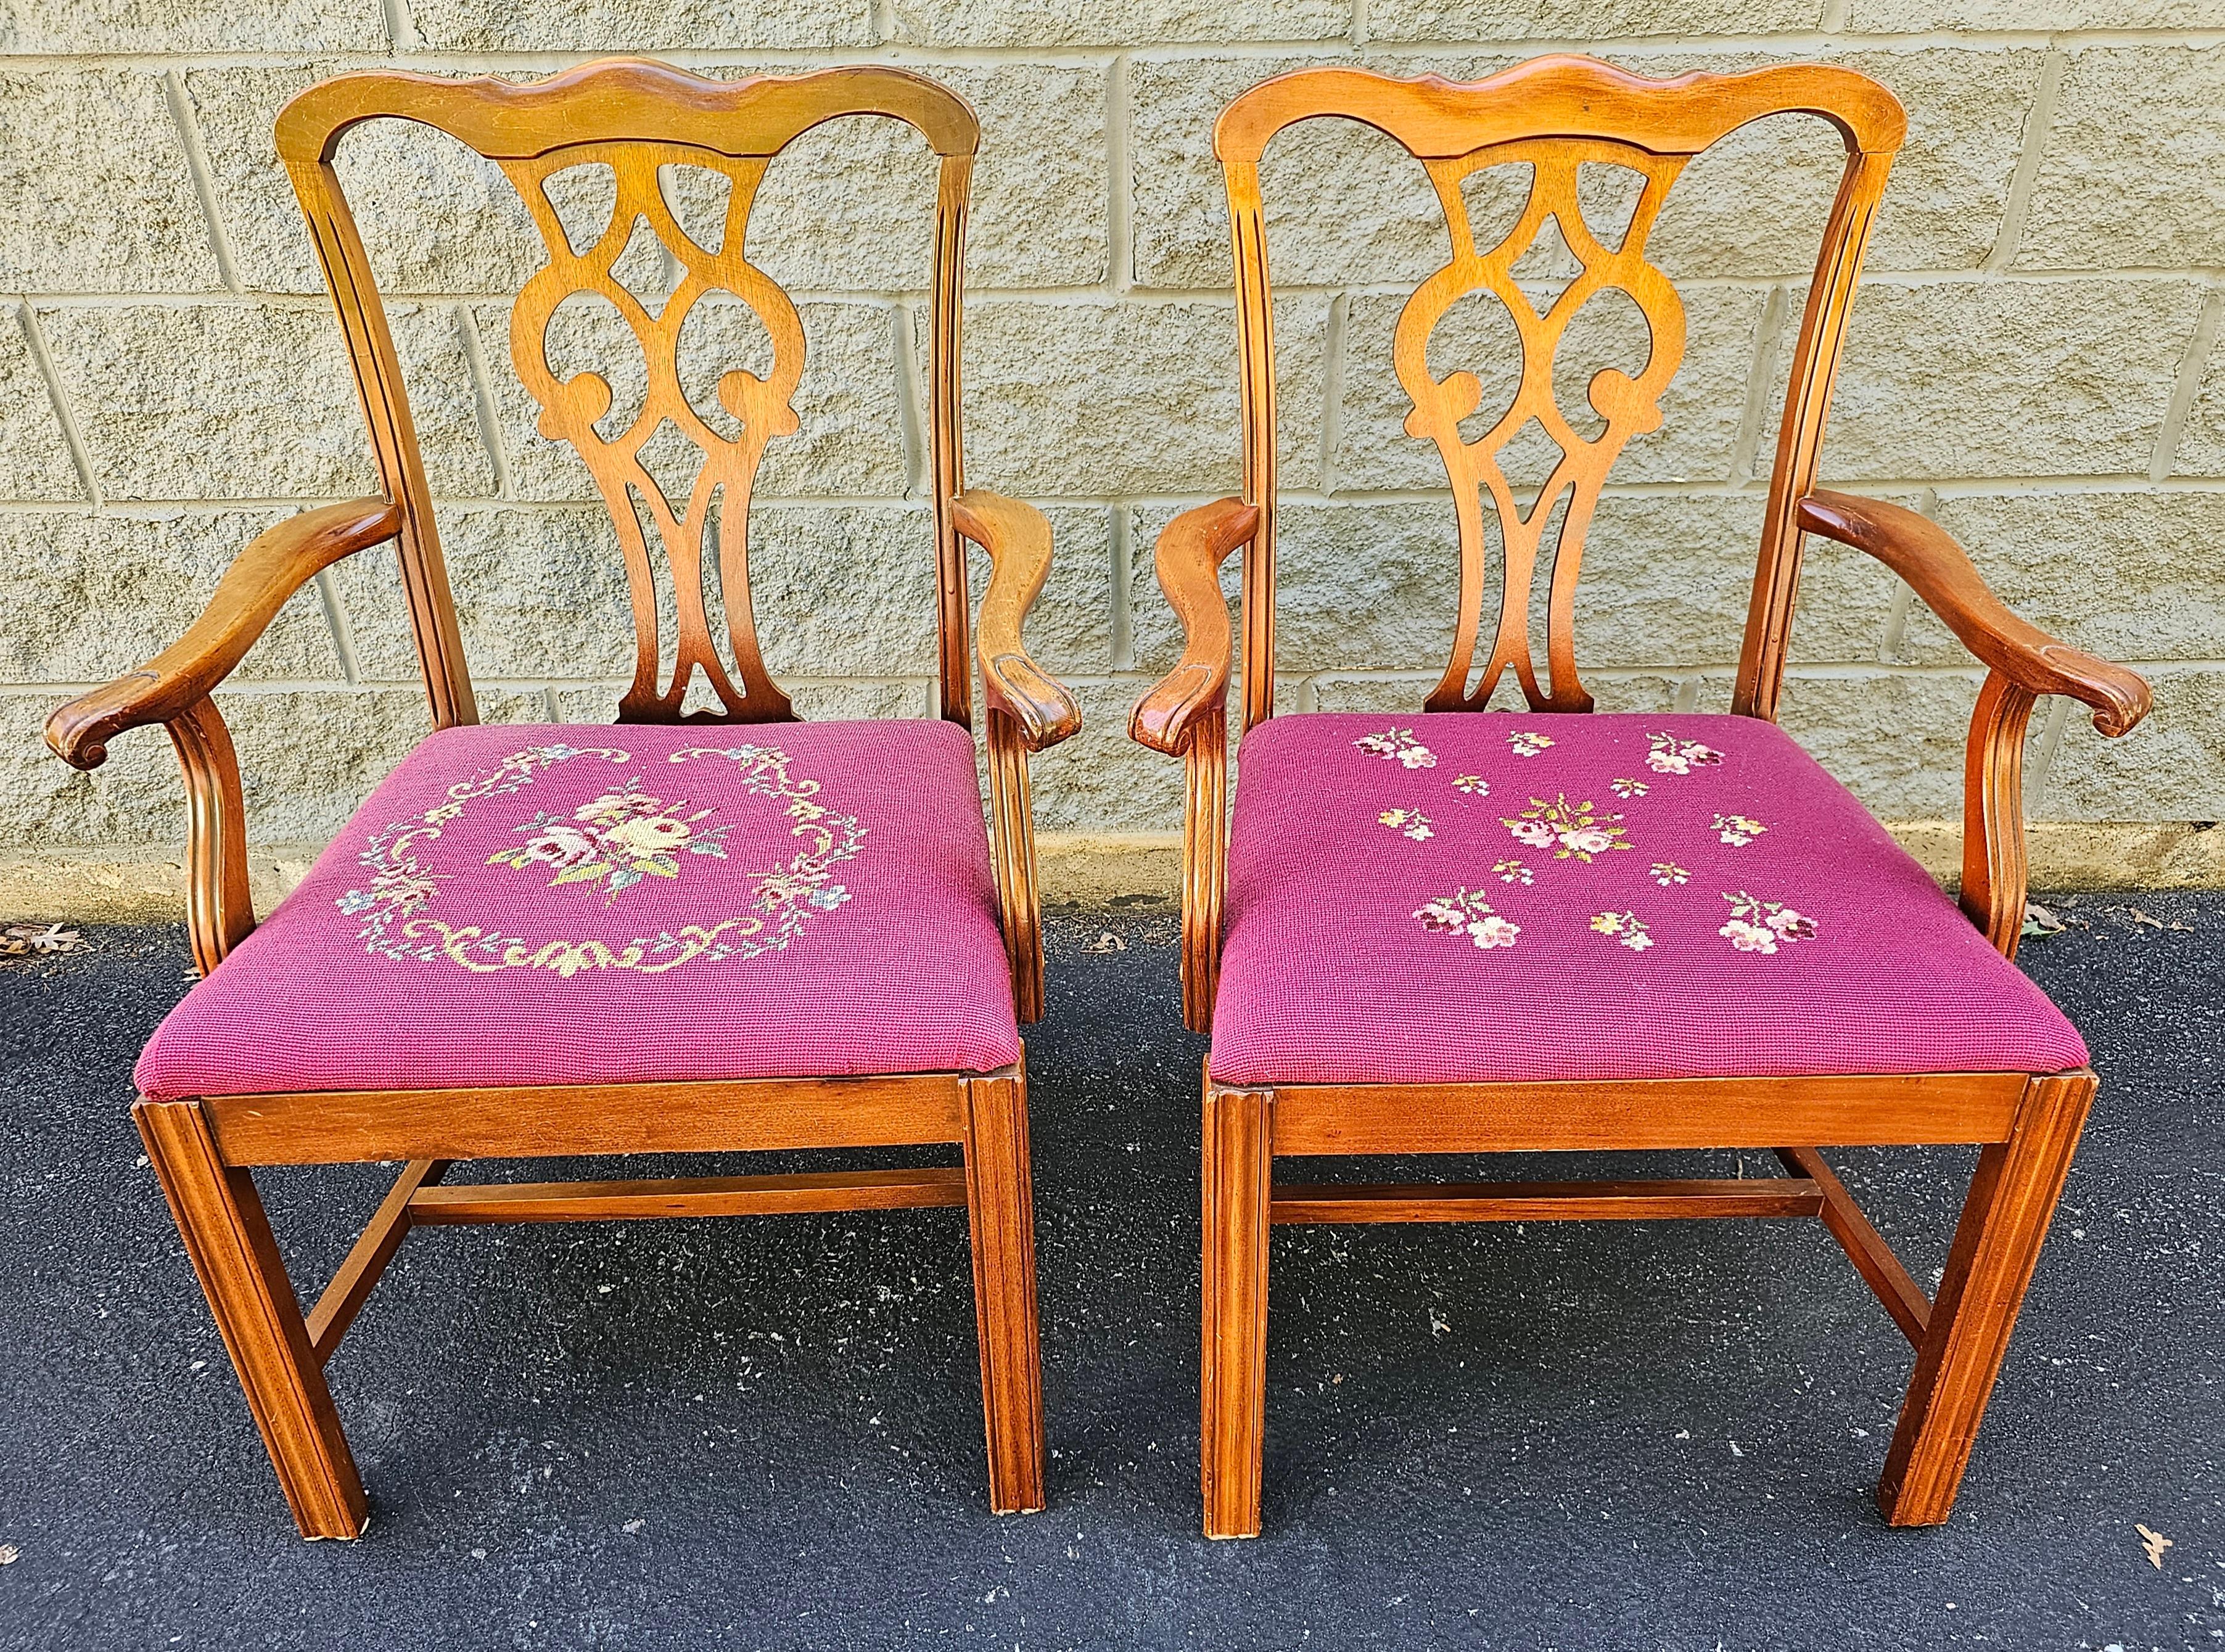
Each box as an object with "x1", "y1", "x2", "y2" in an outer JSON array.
[
  {"x1": 276, "y1": 61, "x2": 981, "y2": 728},
  {"x1": 1212, "y1": 59, "x2": 1906, "y2": 726}
]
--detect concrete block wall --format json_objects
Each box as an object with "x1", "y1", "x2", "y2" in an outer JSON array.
[{"x1": 4, "y1": 4, "x2": 2223, "y2": 900}]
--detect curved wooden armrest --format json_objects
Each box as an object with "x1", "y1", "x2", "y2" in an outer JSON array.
[
  {"x1": 1128, "y1": 497, "x2": 1258, "y2": 755},
  {"x1": 46, "y1": 498, "x2": 404, "y2": 770},
  {"x1": 1797, "y1": 490, "x2": 2150, "y2": 738},
  {"x1": 950, "y1": 489, "x2": 1081, "y2": 754}
]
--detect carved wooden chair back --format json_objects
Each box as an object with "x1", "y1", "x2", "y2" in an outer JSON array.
[
  {"x1": 1214, "y1": 59, "x2": 1906, "y2": 728},
  {"x1": 276, "y1": 60, "x2": 980, "y2": 729}
]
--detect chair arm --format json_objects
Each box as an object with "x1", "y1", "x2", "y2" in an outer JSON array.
[
  {"x1": 950, "y1": 488, "x2": 1081, "y2": 754},
  {"x1": 1797, "y1": 490, "x2": 2151, "y2": 738},
  {"x1": 46, "y1": 498, "x2": 404, "y2": 770},
  {"x1": 1127, "y1": 497, "x2": 1258, "y2": 756}
]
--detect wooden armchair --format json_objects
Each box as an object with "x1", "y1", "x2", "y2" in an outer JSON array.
[
  {"x1": 1129, "y1": 58, "x2": 2152, "y2": 1540},
  {"x1": 46, "y1": 60, "x2": 1078, "y2": 1539}
]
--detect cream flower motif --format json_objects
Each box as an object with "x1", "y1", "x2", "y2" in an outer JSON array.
[
  {"x1": 1492, "y1": 858, "x2": 1532, "y2": 886},
  {"x1": 521, "y1": 824, "x2": 599, "y2": 869},
  {"x1": 1452, "y1": 773, "x2": 1489, "y2": 796},
  {"x1": 1378, "y1": 807, "x2": 1434, "y2": 842},
  {"x1": 1590, "y1": 911, "x2": 1655, "y2": 953},
  {"x1": 1720, "y1": 891, "x2": 1819, "y2": 954},
  {"x1": 1355, "y1": 728, "x2": 1436, "y2": 768},
  {"x1": 1767, "y1": 906, "x2": 1817, "y2": 941},
  {"x1": 1413, "y1": 887, "x2": 1518, "y2": 951},
  {"x1": 1413, "y1": 898, "x2": 1469, "y2": 933},
  {"x1": 574, "y1": 789, "x2": 660, "y2": 826},
  {"x1": 1560, "y1": 824, "x2": 1615, "y2": 857},
  {"x1": 1645, "y1": 731, "x2": 1724, "y2": 775},
  {"x1": 602, "y1": 815, "x2": 693, "y2": 854},
  {"x1": 1712, "y1": 813, "x2": 1766, "y2": 847},
  {"x1": 1508, "y1": 819, "x2": 1556, "y2": 849},
  {"x1": 1650, "y1": 861, "x2": 1690, "y2": 887},
  {"x1": 1610, "y1": 777, "x2": 1649, "y2": 799},
  {"x1": 1720, "y1": 918, "x2": 1779, "y2": 954},
  {"x1": 1470, "y1": 915, "x2": 1521, "y2": 948},
  {"x1": 1508, "y1": 730, "x2": 1555, "y2": 758}
]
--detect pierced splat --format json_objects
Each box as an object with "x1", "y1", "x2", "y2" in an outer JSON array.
[
  {"x1": 273, "y1": 60, "x2": 985, "y2": 733},
  {"x1": 1399, "y1": 141, "x2": 1688, "y2": 714},
  {"x1": 508, "y1": 143, "x2": 802, "y2": 723},
  {"x1": 1210, "y1": 58, "x2": 1908, "y2": 734}
]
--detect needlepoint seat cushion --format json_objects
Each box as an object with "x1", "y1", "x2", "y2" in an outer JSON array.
[
  {"x1": 135, "y1": 719, "x2": 1021, "y2": 1101},
  {"x1": 1207, "y1": 712, "x2": 2088, "y2": 1088}
]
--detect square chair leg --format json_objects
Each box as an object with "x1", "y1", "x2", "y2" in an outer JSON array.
[
  {"x1": 1200, "y1": 1081, "x2": 1273, "y2": 1539},
  {"x1": 1878, "y1": 1071, "x2": 2096, "y2": 1525},
  {"x1": 962, "y1": 1069, "x2": 1046, "y2": 1514},
  {"x1": 134, "y1": 1098, "x2": 368, "y2": 1540}
]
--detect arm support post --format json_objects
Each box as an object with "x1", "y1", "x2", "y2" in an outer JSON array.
[
  {"x1": 950, "y1": 489, "x2": 1082, "y2": 1024},
  {"x1": 1795, "y1": 490, "x2": 2152, "y2": 957},
  {"x1": 46, "y1": 498, "x2": 405, "y2": 972},
  {"x1": 1129, "y1": 497, "x2": 1258, "y2": 1032}
]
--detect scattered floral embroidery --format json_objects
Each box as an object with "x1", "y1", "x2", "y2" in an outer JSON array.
[
  {"x1": 1589, "y1": 911, "x2": 1655, "y2": 952},
  {"x1": 1712, "y1": 812, "x2": 1766, "y2": 847},
  {"x1": 337, "y1": 743, "x2": 863, "y2": 978},
  {"x1": 1378, "y1": 807, "x2": 1435, "y2": 842},
  {"x1": 1492, "y1": 858, "x2": 1533, "y2": 886},
  {"x1": 1502, "y1": 794, "x2": 1631, "y2": 862},
  {"x1": 1646, "y1": 731, "x2": 1723, "y2": 775},
  {"x1": 1452, "y1": 773, "x2": 1489, "y2": 796},
  {"x1": 1413, "y1": 888, "x2": 1520, "y2": 950},
  {"x1": 1508, "y1": 730, "x2": 1555, "y2": 758},
  {"x1": 1718, "y1": 890, "x2": 1819, "y2": 955},
  {"x1": 1354, "y1": 728, "x2": 1437, "y2": 768},
  {"x1": 1650, "y1": 861, "x2": 1690, "y2": 887},
  {"x1": 1610, "y1": 776, "x2": 1649, "y2": 799}
]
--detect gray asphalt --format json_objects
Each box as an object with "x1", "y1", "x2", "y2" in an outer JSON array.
[{"x1": 0, "y1": 898, "x2": 2217, "y2": 1650}]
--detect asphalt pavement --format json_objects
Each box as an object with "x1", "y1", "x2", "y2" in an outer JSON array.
[{"x1": 0, "y1": 897, "x2": 2216, "y2": 1650}]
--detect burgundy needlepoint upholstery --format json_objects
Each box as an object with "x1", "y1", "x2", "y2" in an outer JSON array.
[
  {"x1": 136, "y1": 720, "x2": 1020, "y2": 1100},
  {"x1": 1208, "y1": 712, "x2": 2089, "y2": 1087}
]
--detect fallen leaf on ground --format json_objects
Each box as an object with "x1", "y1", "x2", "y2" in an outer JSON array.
[
  {"x1": 0, "y1": 1543, "x2": 17, "y2": 1564},
  {"x1": 2128, "y1": 908, "x2": 2166, "y2": 929},
  {"x1": 2136, "y1": 1523, "x2": 2173, "y2": 1568},
  {"x1": 2022, "y1": 902, "x2": 2065, "y2": 938},
  {"x1": 1085, "y1": 931, "x2": 1127, "y2": 952},
  {"x1": 0, "y1": 924, "x2": 78, "y2": 958}
]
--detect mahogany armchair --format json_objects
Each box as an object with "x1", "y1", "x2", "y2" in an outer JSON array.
[
  {"x1": 1129, "y1": 58, "x2": 2153, "y2": 1539},
  {"x1": 47, "y1": 60, "x2": 1078, "y2": 1538}
]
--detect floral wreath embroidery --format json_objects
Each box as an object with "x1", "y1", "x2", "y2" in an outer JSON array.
[
  {"x1": 1378, "y1": 807, "x2": 1434, "y2": 842},
  {"x1": 1414, "y1": 888, "x2": 1520, "y2": 950},
  {"x1": 1719, "y1": 890, "x2": 1817, "y2": 955},
  {"x1": 1650, "y1": 861, "x2": 1690, "y2": 887},
  {"x1": 1646, "y1": 731, "x2": 1723, "y2": 775},
  {"x1": 1452, "y1": 773, "x2": 1489, "y2": 796},
  {"x1": 336, "y1": 743, "x2": 863, "y2": 977},
  {"x1": 1589, "y1": 911, "x2": 1655, "y2": 952},
  {"x1": 1711, "y1": 812, "x2": 1766, "y2": 847},
  {"x1": 1502, "y1": 794, "x2": 1631, "y2": 862},
  {"x1": 1492, "y1": 857, "x2": 1532, "y2": 886},
  {"x1": 1610, "y1": 776, "x2": 1648, "y2": 799},
  {"x1": 1354, "y1": 728, "x2": 1436, "y2": 768},
  {"x1": 1508, "y1": 729, "x2": 1555, "y2": 758}
]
